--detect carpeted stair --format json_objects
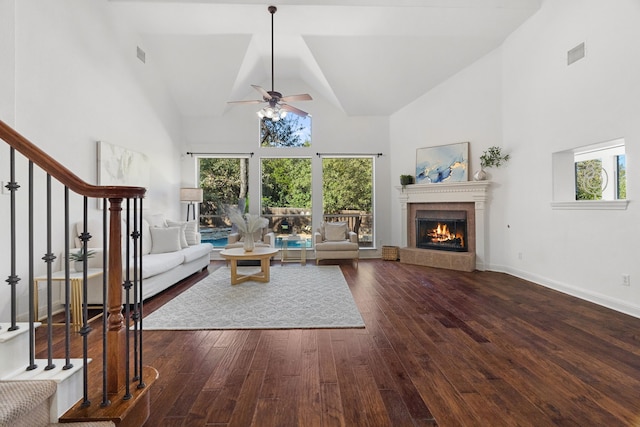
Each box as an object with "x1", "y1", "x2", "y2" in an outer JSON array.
[
  {"x1": 1, "y1": 324, "x2": 112, "y2": 426},
  {"x1": 0, "y1": 380, "x2": 114, "y2": 427}
]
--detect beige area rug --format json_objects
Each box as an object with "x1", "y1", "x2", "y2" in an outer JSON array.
[{"x1": 142, "y1": 265, "x2": 365, "y2": 330}]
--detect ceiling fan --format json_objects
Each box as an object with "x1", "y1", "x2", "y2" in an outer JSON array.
[{"x1": 227, "y1": 5, "x2": 312, "y2": 121}]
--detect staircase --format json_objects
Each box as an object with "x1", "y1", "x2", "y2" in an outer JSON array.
[
  {"x1": 0, "y1": 120, "x2": 156, "y2": 426},
  {"x1": 0, "y1": 324, "x2": 111, "y2": 426}
]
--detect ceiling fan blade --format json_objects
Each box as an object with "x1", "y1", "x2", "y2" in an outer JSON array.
[
  {"x1": 251, "y1": 85, "x2": 273, "y2": 100},
  {"x1": 227, "y1": 99, "x2": 263, "y2": 105},
  {"x1": 281, "y1": 104, "x2": 309, "y2": 118},
  {"x1": 281, "y1": 93, "x2": 312, "y2": 102}
]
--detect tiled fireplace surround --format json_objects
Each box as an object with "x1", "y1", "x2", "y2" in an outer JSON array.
[{"x1": 398, "y1": 181, "x2": 491, "y2": 272}]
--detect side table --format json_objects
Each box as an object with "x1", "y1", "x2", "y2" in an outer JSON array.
[
  {"x1": 33, "y1": 268, "x2": 103, "y2": 331},
  {"x1": 281, "y1": 236, "x2": 307, "y2": 266}
]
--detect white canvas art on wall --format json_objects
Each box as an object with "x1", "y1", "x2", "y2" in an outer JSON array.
[
  {"x1": 97, "y1": 141, "x2": 150, "y2": 189},
  {"x1": 97, "y1": 141, "x2": 150, "y2": 208}
]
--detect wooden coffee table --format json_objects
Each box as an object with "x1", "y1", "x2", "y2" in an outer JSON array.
[{"x1": 219, "y1": 247, "x2": 278, "y2": 285}]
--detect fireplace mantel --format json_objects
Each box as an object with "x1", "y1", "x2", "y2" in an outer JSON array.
[{"x1": 397, "y1": 181, "x2": 491, "y2": 270}]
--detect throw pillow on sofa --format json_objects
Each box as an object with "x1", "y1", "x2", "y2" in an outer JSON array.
[
  {"x1": 149, "y1": 226, "x2": 183, "y2": 254},
  {"x1": 166, "y1": 220, "x2": 198, "y2": 247},
  {"x1": 184, "y1": 221, "x2": 198, "y2": 245},
  {"x1": 166, "y1": 220, "x2": 189, "y2": 248},
  {"x1": 146, "y1": 213, "x2": 168, "y2": 228}
]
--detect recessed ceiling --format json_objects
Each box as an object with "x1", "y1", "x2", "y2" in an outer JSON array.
[{"x1": 109, "y1": 0, "x2": 541, "y2": 117}]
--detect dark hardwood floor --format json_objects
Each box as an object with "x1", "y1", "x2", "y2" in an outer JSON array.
[{"x1": 38, "y1": 260, "x2": 640, "y2": 426}]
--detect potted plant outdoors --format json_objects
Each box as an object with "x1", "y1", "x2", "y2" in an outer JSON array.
[
  {"x1": 69, "y1": 248, "x2": 96, "y2": 272},
  {"x1": 474, "y1": 146, "x2": 510, "y2": 181},
  {"x1": 400, "y1": 174, "x2": 415, "y2": 189}
]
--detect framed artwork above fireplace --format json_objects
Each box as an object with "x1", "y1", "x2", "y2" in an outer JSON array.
[{"x1": 415, "y1": 142, "x2": 469, "y2": 184}]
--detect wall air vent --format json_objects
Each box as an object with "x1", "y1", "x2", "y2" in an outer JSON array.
[
  {"x1": 567, "y1": 42, "x2": 585, "y2": 65},
  {"x1": 136, "y1": 46, "x2": 146, "y2": 63}
]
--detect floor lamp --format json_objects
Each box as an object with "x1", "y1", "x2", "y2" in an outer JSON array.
[{"x1": 180, "y1": 188, "x2": 203, "y2": 221}]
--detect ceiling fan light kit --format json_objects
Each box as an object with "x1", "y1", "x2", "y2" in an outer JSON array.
[
  {"x1": 257, "y1": 106, "x2": 287, "y2": 121},
  {"x1": 227, "y1": 5, "x2": 312, "y2": 121}
]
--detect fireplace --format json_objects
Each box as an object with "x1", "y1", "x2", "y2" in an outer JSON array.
[
  {"x1": 416, "y1": 211, "x2": 467, "y2": 252},
  {"x1": 398, "y1": 181, "x2": 490, "y2": 272}
]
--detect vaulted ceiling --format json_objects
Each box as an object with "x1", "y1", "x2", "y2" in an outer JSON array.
[{"x1": 109, "y1": 0, "x2": 541, "y2": 118}]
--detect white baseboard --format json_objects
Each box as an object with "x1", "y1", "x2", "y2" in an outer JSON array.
[{"x1": 487, "y1": 263, "x2": 640, "y2": 320}]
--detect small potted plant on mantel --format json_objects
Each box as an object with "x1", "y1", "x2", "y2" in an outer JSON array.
[
  {"x1": 69, "y1": 247, "x2": 96, "y2": 272},
  {"x1": 474, "y1": 146, "x2": 510, "y2": 181},
  {"x1": 400, "y1": 174, "x2": 415, "y2": 190}
]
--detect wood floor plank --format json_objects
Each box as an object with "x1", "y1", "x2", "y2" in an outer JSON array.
[
  {"x1": 317, "y1": 330, "x2": 338, "y2": 384},
  {"x1": 37, "y1": 260, "x2": 640, "y2": 426},
  {"x1": 352, "y1": 364, "x2": 393, "y2": 426},
  {"x1": 227, "y1": 368, "x2": 266, "y2": 427},
  {"x1": 331, "y1": 339, "x2": 370, "y2": 426},
  {"x1": 181, "y1": 389, "x2": 221, "y2": 426},
  {"x1": 299, "y1": 330, "x2": 322, "y2": 427},
  {"x1": 320, "y1": 382, "x2": 346, "y2": 427},
  {"x1": 203, "y1": 330, "x2": 251, "y2": 390}
]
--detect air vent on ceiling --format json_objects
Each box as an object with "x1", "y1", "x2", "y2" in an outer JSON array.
[
  {"x1": 136, "y1": 46, "x2": 146, "y2": 64},
  {"x1": 567, "y1": 42, "x2": 585, "y2": 65}
]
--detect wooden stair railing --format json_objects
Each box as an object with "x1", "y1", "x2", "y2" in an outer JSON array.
[{"x1": 0, "y1": 120, "x2": 156, "y2": 426}]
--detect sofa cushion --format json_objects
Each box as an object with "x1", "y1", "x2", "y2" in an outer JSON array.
[
  {"x1": 182, "y1": 243, "x2": 213, "y2": 263},
  {"x1": 150, "y1": 226, "x2": 183, "y2": 254},
  {"x1": 141, "y1": 219, "x2": 152, "y2": 255},
  {"x1": 166, "y1": 220, "x2": 199, "y2": 246},
  {"x1": 325, "y1": 222, "x2": 348, "y2": 241},
  {"x1": 184, "y1": 221, "x2": 199, "y2": 245},
  {"x1": 315, "y1": 241, "x2": 359, "y2": 251},
  {"x1": 167, "y1": 220, "x2": 189, "y2": 248},
  {"x1": 139, "y1": 251, "x2": 184, "y2": 279},
  {"x1": 146, "y1": 213, "x2": 167, "y2": 228}
]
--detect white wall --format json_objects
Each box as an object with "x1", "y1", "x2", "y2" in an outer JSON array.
[
  {"x1": 181, "y1": 78, "x2": 392, "y2": 252},
  {"x1": 390, "y1": 49, "x2": 503, "y2": 261},
  {"x1": 0, "y1": 0, "x2": 15, "y2": 126},
  {"x1": 390, "y1": 0, "x2": 640, "y2": 317},
  {"x1": 499, "y1": 0, "x2": 640, "y2": 316},
  {"x1": 0, "y1": 0, "x2": 183, "y2": 321}
]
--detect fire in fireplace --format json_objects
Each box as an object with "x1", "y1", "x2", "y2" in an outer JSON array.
[{"x1": 416, "y1": 211, "x2": 467, "y2": 252}]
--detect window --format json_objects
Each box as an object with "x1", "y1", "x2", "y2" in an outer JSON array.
[
  {"x1": 198, "y1": 157, "x2": 249, "y2": 247},
  {"x1": 260, "y1": 115, "x2": 312, "y2": 147},
  {"x1": 574, "y1": 143, "x2": 625, "y2": 201},
  {"x1": 261, "y1": 157, "x2": 312, "y2": 247},
  {"x1": 322, "y1": 157, "x2": 374, "y2": 247},
  {"x1": 552, "y1": 138, "x2": 628, "y2": 209}
]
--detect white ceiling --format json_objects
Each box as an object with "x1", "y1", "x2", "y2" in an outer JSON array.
[{"x1": 108, "y1": 0, "x2": 541, "y2": 117}]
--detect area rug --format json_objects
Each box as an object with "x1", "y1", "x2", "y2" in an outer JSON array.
[{"x1": 142, "y1": 265, "x2": 365, "y2": 330}]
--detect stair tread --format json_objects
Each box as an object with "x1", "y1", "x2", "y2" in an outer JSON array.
[
  {"x1": 2, "y1": 359, "x2": 88, "y2": 382},
  {"x1": 0, "y1": 380, "x2": 56, "y2": 425},
  {"x1": 0, "y1": 323, "x2": 41, "y2": 343},
  {"x1": 49, "y1": 423, "x2": 115, "y2": 426}
]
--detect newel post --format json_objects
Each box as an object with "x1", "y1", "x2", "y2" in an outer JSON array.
[{"x1": 107, "y1": 198, "x2": 126, "y2": 394}]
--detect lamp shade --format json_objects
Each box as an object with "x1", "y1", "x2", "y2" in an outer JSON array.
[{"x1": 180, "y1": 188, "x2": 203, "y2": 203}]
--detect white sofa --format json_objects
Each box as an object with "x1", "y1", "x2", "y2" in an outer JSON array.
[{"x1": 71, "y1": 213, "x2": 212, "y2": 303}]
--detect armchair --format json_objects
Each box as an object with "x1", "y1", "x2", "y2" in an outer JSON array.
[{"x1": 314, "y1": 222, "x2": 359, "y2": 268}]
